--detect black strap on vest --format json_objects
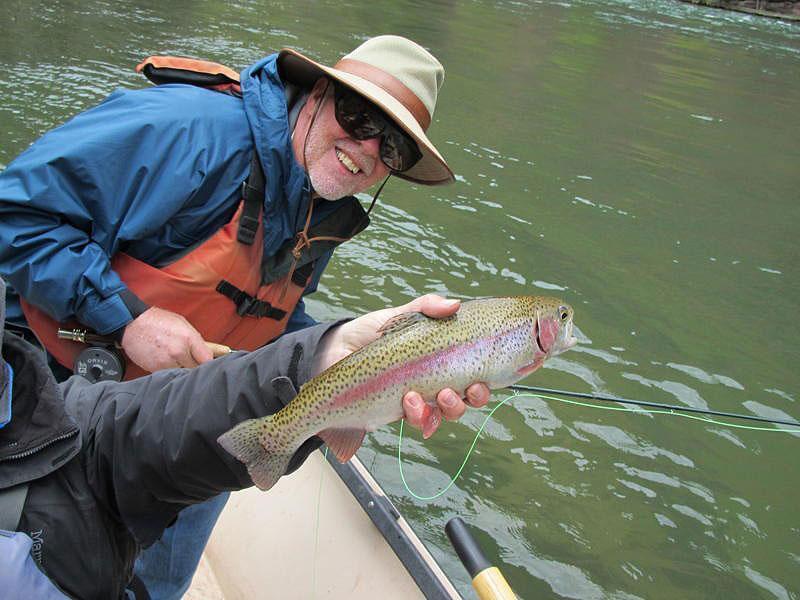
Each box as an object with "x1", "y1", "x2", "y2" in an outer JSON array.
[
  {"x1": 215, "y1": 281, "x2": 287, "y2": 320},
  {"x1": 0, "y1": 483, "x2": 29, "y2": 531},
  {"x1": 289, "y1": 262, "x2": 315, "y2": 287},
  {"x1": 237, "y1": 153, "x2": 264, "y2": 246},
  {"x1": 221, "y1": 151, "x2": 312, "y2": 320}
]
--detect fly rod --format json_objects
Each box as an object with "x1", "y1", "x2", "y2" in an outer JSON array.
[{"x1": 506, "y1": 384, "x2": 800, "y2": 428}]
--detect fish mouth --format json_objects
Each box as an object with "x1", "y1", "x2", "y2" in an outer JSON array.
[
  {"x1": 563, "y1": 318, "x2": 578, "y2": 351},
  {"x1": 566, "y1": 333, "x2": 578, "y2": 350}
]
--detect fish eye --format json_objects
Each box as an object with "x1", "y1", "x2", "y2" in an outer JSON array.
[{"x1": 559, "y1": 306, "x2": 569, "y2": 322}]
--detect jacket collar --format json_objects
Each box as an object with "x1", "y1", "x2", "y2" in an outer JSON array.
[
  {"x1": 0, "y1": 279, "x2": 80, "y2": 488},
  {"x1": 240, "y1": 54, "x2": 313, "y2": 259}
]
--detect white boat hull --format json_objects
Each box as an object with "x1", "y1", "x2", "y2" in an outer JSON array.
[{"x1": 187, "y1": 451, "x2": 461, "y2": 599}]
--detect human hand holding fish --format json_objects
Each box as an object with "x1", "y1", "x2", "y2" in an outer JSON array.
[{"x1": 219, "y1": 294, "x2": 577, "y2": 491}]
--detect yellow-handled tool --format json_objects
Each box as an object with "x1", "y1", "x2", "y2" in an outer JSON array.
[
  {"x1": 445, "y1": 517, "x2": 517, "y2": 600},
  {"x1": 57, "y1": 328, "x2": 235, "y2": 382},
  {"x1": 58, "y1": 328, "x2": 233, "y2": 356},
  {"x1": 204, "y1": 341, "x2": 233, "y2": 357}
]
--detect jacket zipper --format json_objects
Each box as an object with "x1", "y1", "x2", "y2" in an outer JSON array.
[{"x1": 1, "y1": 427, "x2": 79, "y2": 462}]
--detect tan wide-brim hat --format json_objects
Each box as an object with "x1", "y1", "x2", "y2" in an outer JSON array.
[{"x1": 277, "y1": 35, "x2": 455, "y2": 186}]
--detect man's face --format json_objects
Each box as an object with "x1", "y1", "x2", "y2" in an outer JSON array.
[{"x1": 294, "y1": 81, "x2": 390, "y2": 200}]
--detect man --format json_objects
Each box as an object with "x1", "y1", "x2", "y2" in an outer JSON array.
[
  {"x1": 0, "y1": 35, "x2": 488, "y2": 598},
  {"x1": 0, "y1": 277, "x2": 486, "y2": 599}
]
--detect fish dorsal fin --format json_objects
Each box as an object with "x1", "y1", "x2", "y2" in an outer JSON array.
[
  {"x1": 318, "y1": 428, "x2": 367, "y2": 463},
  {"x1": 377, "y1": 311, "x2": 427, "y2": 337}
]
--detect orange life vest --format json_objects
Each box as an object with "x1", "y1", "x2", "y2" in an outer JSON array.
[
  {"x1": 21, "y1": 198, "x2": 310, "y2": 380},
  {"x1": 20, "y1": 56, "x2": 364, "y2": 380},
  {"x1": 135, "y1": 55, "x2": 243, "y2": 95}
]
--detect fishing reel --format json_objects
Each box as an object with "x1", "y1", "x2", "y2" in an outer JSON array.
[
  {"x1": 57, "y1": 329, "x2": 126, "y2": 383},
  {"x1": 74, "y1": 345, "x2": 126, "y2": 383}
]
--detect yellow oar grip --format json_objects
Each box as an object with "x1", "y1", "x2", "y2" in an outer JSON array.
[
  {"x1": 446, "y1": 517, "x2": 518, "y2": 600},
  {"x1": 472, "y1": 566, "x2": 517, "y2": 600}
]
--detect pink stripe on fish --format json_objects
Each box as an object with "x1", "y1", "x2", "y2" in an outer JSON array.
[{"x1": 329, "y1": 325, "x2": 527, "y2": 410}]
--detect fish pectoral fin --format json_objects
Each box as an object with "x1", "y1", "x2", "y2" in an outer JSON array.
[
  {"x1": 516, "y1": 358, "x2": 544, "y2": 377},
  {"x1": 377, "y1": 311, "x2": 429, "y2": 337},
  {"x1": 318, "y1": 427, "x2": 367, "y2": 463},
  {"x1": 217, "y1": 417, "x2": 292, "y2": 491}
]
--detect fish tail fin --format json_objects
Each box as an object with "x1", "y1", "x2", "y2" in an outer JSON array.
[{"x1": 217, "y1": 417, "x2": 293, "y2": 491}]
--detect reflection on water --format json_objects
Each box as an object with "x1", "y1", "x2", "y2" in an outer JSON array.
[{"x1": 2, "y1": 0, "x2": 798, "y2": 597}]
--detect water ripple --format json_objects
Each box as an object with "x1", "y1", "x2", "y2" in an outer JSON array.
[
  {"x1": 621, "y1": 372, "x2": 710, "y2": 410},
  {"x1": 743, "y1": 566, "x2": 793, "y2": 600},
  {"x1": 671, "y1": 503, "x2": 713, "y2": 527},
  {"x1": 575, "y1": 422, "x2": 694, "y2": 467},
  {"x1": 666, "y1": 363, "x2": 744, "y2": 389}
]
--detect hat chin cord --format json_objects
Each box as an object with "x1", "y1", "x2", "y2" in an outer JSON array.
[{"x1": 281, "y1": 79, "x2": 390, "y2": 300}]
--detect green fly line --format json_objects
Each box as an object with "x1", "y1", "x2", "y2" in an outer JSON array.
[
  {"x1": 397, "y1": 392, "x2": 800, "y2": 501},
  {"x1": 312, "y1": 446, "x2": 329, "y2": 599}
]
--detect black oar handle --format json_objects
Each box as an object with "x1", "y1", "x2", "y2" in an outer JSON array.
[
  {"x1": 446, "y1": 517, "x2": 490, "y2": 578},
  {"x1": 445, "y1": 517, "x2": 517, "y2": 600}
]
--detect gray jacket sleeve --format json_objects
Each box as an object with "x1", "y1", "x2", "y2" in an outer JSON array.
[{"x1": 61, "y1": 321, "x2": 340, "y2": 547}]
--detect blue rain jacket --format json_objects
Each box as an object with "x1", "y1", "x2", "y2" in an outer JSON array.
[{"x1": 0, "y1": 54, "x2": 346, "y2": 336}]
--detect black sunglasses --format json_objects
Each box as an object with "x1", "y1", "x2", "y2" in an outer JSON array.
[{"x1": 332, "y1": 84, "x2": 422, "y2": 173}]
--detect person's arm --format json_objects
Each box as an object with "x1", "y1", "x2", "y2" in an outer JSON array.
[
  {"x1": 65, "y1": 319, "x2": 337, "y2": 547},
  {"x1": 0, "y1": 85, "x2": 250, "y2": 339},
  {"x1": 66, "y1": 295, "x2": 490, "y2": 547}
]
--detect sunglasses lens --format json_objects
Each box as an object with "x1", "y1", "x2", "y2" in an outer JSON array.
[
  {"x1": 334, "y1": 85, "x2": 422, "y2": 173},
  {"x1": 381, "y1": 130, "x2": 422, "y2": 172},
  {"x1": 335, "y1": 88, "x2": 384, "y2": 139}
]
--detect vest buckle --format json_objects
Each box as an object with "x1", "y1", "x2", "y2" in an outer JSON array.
[
  {"x1": 216, "y1": 280, "x2": 287, "y2": 321},
  {"x1": 235, "y1": 295, "x2": 256, "y2": 317},
  {"x1": 236, "y1": 214, "x2": 259, "y2": 245}
]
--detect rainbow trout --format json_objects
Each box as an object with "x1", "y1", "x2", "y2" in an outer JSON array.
[{"x1": 218, "y1": 296, "x2": 577, "y2": 490}]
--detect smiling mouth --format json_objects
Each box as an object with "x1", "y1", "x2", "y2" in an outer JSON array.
[{"x1": 336, "y1": 149, "x2": 361, "y2": 175}]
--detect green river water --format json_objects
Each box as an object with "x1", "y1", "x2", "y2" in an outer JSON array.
[{"x1": 2, "y1": 0, "x2": 799, "y2": 598}]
